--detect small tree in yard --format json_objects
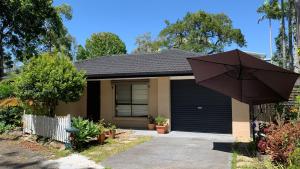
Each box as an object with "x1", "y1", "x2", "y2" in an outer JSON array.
[{"x1": 14, "y1": 53, "x2": 86, "y2": 116}]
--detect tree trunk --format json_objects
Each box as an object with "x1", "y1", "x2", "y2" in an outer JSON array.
[
  {"x1": 0, "y1": 42, "x2": 4, "y2": 80},
  {"x1": 288, "y1": 0, "x2": 294, "y2": 70},
  {"x1": 295, "y1": 0, "x2": 300, "y2": 72},
  {"x1": 281, "y1": 0, "x2": 287, "y2": 69},
  {"x1": 269, "y1": 19, "x2": 273, "y2": 59}
]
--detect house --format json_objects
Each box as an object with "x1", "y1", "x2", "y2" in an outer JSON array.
[{"x1": 55, "y1": 49, "x2": 251, "y2": 141}]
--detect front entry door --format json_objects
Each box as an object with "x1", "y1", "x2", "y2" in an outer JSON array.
[{"x1": 87, "y1": 81, "x2": 100, "y2": 122}]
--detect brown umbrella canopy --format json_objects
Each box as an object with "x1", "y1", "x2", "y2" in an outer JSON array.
[{"x1": 187, "y1": 49, "x2": 299, "y2": 105}]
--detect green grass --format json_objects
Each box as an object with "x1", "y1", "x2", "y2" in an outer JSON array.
[
  {"x1": 231, "y1": 151, "x2": 238, "y2": 169},
  {"x1": 51, "y1": 148, "x2": 72, "y2": 158},
  {"x1": 80, "y1": 136, "x2": 152, "y2": 162}
]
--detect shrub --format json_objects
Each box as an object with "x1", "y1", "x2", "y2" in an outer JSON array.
[
  {"x1": 72, "y1": 117, "x2": 99, "y2": 149},
  {"x1": 0, "y1": 106, "x2": 23, "y2": 127},
  {"x1": 14, "y1": 52, "x2": 86, "y2": 116},
  {"x1": 257, "y1": 139, "x2": 267, "y2": 154},
  {"x1": 147, "y1": 115, "x2": 155, "y2": 124},
  {"x1": 155, "y1": 115, "x2": 167, "y2": 126},
  {"x1": 0, "y1": 81, "x2": 14, "y2": 99},
  {"x1": 288, "y1": 148, "x2": 300, "y2": 169},
  {"x1": 0, "y1": 122, "x2": 14, "y2": 134},
  {"x1": 265, "y1": 122, "x2": 300, "y2": 163}
]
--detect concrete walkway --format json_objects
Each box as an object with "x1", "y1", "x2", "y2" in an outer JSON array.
[
  {"x1": 102, "y1": 136, "x2": 233, "y2": 169},
  {"x1": 41, "y1": 154, "x2": 104, "y2": 169},
  {"x1": 132, "y1": 130, "x2": 235, "y2": 142}
]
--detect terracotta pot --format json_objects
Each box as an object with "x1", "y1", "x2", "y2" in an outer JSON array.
[
  {"x1": 98, "y1": 133, "x2": 106, "y2": 144},
  {"x1": 148, "y1": 123, "x2": 156, "y2": 130},
  {"x1": 105, "y1": 130, "x2": 110, "y2": 137},
  {"x1": 156, "y1": 125, "x2": 167, "y2": 134},
  {"x1": 109, "y1": 129, "x2": 116, "y2": 139}
]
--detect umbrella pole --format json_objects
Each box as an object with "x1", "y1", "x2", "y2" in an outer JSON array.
[{"x1": 250, "y1": 104, "x2": 256, "y2": 142}]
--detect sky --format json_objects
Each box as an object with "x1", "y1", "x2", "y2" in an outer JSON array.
[{"x1": 54, "y1": 0, "x2": 280, "y2": 59}]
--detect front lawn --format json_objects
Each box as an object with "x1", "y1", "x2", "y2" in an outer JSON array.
[{"x1": 80, "y1": 131, "x2": 151, "y2": 162}]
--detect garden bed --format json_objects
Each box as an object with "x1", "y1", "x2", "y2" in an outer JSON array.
[{"x1": 0, "y1": 129, "x2": 151, "y2": 163}]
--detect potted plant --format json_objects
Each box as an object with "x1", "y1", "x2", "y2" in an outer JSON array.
[
  {"x1": 155, "y1": 115, "x2": 168, "y2": 134},
  {"x1": 96, "y1": 120, "x2": 106, "y2": 144},
  {"x1": 109, "y1": 124, "x2": 117, "y2": 139},
  {"x1": 147, "y1": 115, "x2": 156, "y2": 130}
]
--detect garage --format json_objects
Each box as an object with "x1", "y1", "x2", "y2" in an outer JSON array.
[{"x1": 171, "y1": 80, "x2": 232, "y2": 134}]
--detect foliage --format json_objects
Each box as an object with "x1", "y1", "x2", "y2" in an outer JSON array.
[
  {"x1": 288, "y1": 148, "x2": 300, "y2": 168},
  {"x1": 96, "y1": 119, "x2": 106, "y2": 134},
  {"x1": 155, "y1": 115, "x2": 167, "y2": 126},
  {"x1": 0, "y1": 122, "x2": 14, "y2": 134},
  {"x1": 14, "y1": 52, "x2": 86, "y2": 116},
  {"x1": 0, "y1": 106, "x2": 23, "y2": 127},
  {"x1": 257, "y1": 139, "x2": 268, "y2": 154},
  {"x1": 272, "y1": 28, "x2": 289, "y2": 68},
  {"x1": 76, "y1": 32, "x2": 127, "y2": 60},
  {"x1": 103, "y1": 122, "x2": 116, "y2": 131},
  {"x1": 133, "y1": 33, "x2": 160, "y2": 54},
  {"x1": 147, "y1": 115, "x2": 155, "y2": 124},
  {"x1": 265, "y1": 122, "x2": 300, "y2": 163},
  {"x1": 0, "y1": 80, "x2": 14, "y2": 99},
  {"x1": 259, "y1": 0, "x2": 297, "y2": 70},
  {"x1": 76, "y1": 45, "x2": 89, "y2": 60},
  {"x1": 158, "y1": 10, "x2": 246, "y2": 54},
  {"x1": 40, "y1": 3, "x2": 74, "y2": 58},
  {"x1": 72, "y1": 117, "x2": 100, "y2": 149},
  {"x1": 257, "y1": 0, "x2": 281, "y2": 22},
  {"x1": 0, "y1": 0, "x2": 73, "y2": 77}
]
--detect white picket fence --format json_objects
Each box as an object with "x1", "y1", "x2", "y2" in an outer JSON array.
[{"x1": 23, "y1": 114, "x2": 71, "y2": 143}]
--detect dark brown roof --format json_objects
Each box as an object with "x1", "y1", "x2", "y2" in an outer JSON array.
[
  {"x1": 75, "y1": 49, "x2": 266, "y2": 79},
  {"x1": 75, "y1": 49, "x2": 199, "y2": 79}
]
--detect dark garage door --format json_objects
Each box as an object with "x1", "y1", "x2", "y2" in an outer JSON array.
[{"x1": 171, "y1": 80, "x2": 232, "y2": 134}]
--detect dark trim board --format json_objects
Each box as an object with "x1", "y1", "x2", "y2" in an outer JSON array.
[
  {"x1": 87, "y1": 71, "x2": 193, "y2": 80},
  {"x1": 171, "y1": 80, "x2": 232, "y2": 134}
]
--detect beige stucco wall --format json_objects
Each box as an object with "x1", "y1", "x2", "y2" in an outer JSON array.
[
  {"x1": 55, "y1": 87, "x2": 87, "y2": 117},
  {"x1": 100, "y1": 79, "x2": 159, "y2": 129},
  {"x1": 232, "y1": 98, "x2": 251, "y2": 142},
  {"x1": 55, "y1": 76, "x2": 251, "y2": 140},
  {"x1": 157, "y1": 77, "x2": 171, "y2": 131}
]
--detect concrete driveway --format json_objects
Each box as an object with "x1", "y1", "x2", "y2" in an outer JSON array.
[{"x1": 102, "y1": 136, "x2": 233, "y2": 169}]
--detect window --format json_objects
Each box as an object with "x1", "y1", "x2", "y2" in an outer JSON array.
[{"x1": 115, "y1": 83, "x2": 148, "y2": 117}]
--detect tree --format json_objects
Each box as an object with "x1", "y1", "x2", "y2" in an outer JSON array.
[
  {"x1": 40, "y1": 3, "x2": 74, "y2": 57},
  {"x1": 257, "y1": 0, "x2": 281, "y2": 58},
  {"x1": 76, "y1": 45, "x2": 89, "y2": 60},
  {"x1": 133, "y1": 33, "x2": 160, "y2": 54},
  {"x1": 0, "y1": 0, "x2": 73, "y2": 78},
  {"x1": 258, "y1": 0, "x2": 299, "y2": 71},
  {"x1": 76, "y1": 32, "x2": 126, "y2": 60},
  {"x1": 14, "y1": 53, "x2": 86, "y2": 116},
  {"x1": 158, "y1": 11, "x2": 246, "y2": 54}
]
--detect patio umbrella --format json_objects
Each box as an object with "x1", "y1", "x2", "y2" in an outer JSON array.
[{"x1": 187, "y1": 49, "x2": 299, "y2": 105}]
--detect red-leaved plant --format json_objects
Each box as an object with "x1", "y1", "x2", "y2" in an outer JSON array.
[
  {"x1": 265, "y1": 122, "x2": 300, "y2": 164},
  {"x1": 257, "y1": 139, "x2": 267, "y2": 154}
]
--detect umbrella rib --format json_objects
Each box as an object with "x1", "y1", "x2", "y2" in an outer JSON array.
[
  {"x1": 195, "y1": 70, "x2": 232, "y2": 83},
  {"x1": 237, "y1": 50, "x2": 243, "y2": 103}
]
